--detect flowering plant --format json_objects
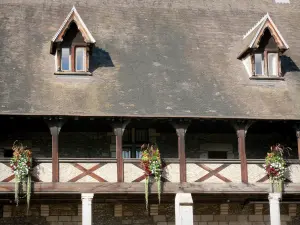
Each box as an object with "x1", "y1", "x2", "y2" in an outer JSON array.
[
  {"x1": 141, "y1": 144, "x2": 162, "y2": 210},
  {"x1": 263, "y1": 144, "x2": 288, "y2": 192},
  {"x1": 10, "y1": 141, "x2": 32, "y2": 214}
]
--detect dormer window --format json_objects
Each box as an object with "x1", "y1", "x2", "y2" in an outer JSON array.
[
  {"x1": 50, "y1": 7, "x2": 95, "y2": 75},
  {"x1": 238, "y1": 13, "x2": 289, "y2": 80}
]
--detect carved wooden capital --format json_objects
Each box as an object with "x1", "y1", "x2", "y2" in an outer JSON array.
[
  {"x1": 172, "y1": 123, "x2": 189, "y2": 137},
  {"x1": 233, "y1": 121, "x2": 254, "y2": 137},
  {"x1": 46, "y1": 119, "x2": 66, "y2": 136},
  {"x1": 113, "y1": 120, "x2": 130, "y2": 136},
  {"x1": 296, "y1": 130, "x2": 300, "y2": 139},
  {"x1": 236, "y1": 129, "x2": 246, "y2": 138}
]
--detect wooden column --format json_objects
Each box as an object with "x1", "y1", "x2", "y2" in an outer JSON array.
[
  {"x1": 234, "y1": 121, "x2": 252, "y2": 184},
  {"x1": 48, "y1": 121, "x2": 64, "y2": 183},
  {"x1": 113, "y1": 121, "x2": 129, "y2": 182},
  {"x1": 174, "y1": 123, "x2": 189, "y2": 183},
  {"x1": 296, "y1": 128, "x2": 300, "y2": 160},
  {"x1": 236, "y1": 128, "x2": 248, "y2": 183}
]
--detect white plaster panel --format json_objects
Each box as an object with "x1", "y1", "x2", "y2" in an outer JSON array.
[
  {"x1": 219, "y1": 164, "x2": 241, "y2": 183},
  {"x1": 186, "y1": 163, "x2": 201, "y2": 182},
  {"x1": 33, "y1": 163, "x2": 52, "y2": 182},
  {"x1": 76, "y1": 175, "x2": 99, "y2": 182},
  {"x1": 124, "y1": 163, "x2": 144, "y2": 183},
  {"x1": 94, "y1": 163, "x2": 117, "y2": 182},
  {"x1": 78, "y1": 163, "x2": 99, "y2": 169},
  {"x1": 163, "y1": 163, "x2": 180, "y2": 182},
  {"x1": 202, "y1": 175, "x2": 224, "y2": 183},
  {"x1": 0, "y1": 163, "x2": 14, "y2": 182},
  {"x1": 288, "y1": 164, "x2": 300, "y2": 183},
  {"x1": 204, "y1": 164, "x2": 223, "y2": 170},
  {"x1": 59, "y1": 163, "x2": 81, "y2": 182},
  {"x1": 248, "y1": 164, "x2": 268, "y2": 183},
  {"x1": 187, "y1": 164, "x2": 224, "y2": 183}
]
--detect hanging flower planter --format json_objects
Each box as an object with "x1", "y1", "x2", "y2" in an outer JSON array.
[
  {"x1": 263, "y1": 144, "x2": 288, "y2": 193},
  {"x1": 10, "y1": 141, "x2": 32, "y2": 215},
  {"x1": 140, "y1": 144, "x2": 162, "y2": 210}
]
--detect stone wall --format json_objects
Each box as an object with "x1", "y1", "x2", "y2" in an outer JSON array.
[{"x1": 0, "y1": 202, "x2": 300, "y2": 225}]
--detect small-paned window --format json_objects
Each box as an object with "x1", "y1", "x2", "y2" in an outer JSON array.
[
  {"x1": 122, "y1": 148, "x2": 131, "y2": 159},
  {"x1": 255, "y1": 53, "x2": 264, "y2": 75},
  {"x1": 268, "y1": 53, "x2": 278, "y2": 76},
  {"x1": 135, "y1": 150, "x2": 142, "y2": 159},
  {"x1": 254, "y1": 52, "x2": 280, "y2": 77},
  {"x1": 76, "y1": 47, "x2": 85, "y2": 71},
  {"x1": 61, "y1": 48, "x2": 71, "y2": 71}
]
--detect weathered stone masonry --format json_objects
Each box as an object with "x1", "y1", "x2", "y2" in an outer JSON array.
[{"x1": 0, "y1": 203, "x2": 299, "y2": 225}]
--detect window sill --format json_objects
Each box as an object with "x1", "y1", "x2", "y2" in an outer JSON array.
[
  {"x1": 54, "y1": 71, "x2": 92, "y2": 76},
  {"x1": 250, "y1": 76, "x2": 284, "y2": 81}
]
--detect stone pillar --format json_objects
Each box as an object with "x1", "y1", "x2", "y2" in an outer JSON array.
[
  {"x1": 269, "y1": 193, "x2": 282, "y2": 225},
  {"x1": 81, "y1": 193, "x2": 94, "y2": 225},
  {"x1": 175, "y1": 193, "x2": 193, "y2": 225}
]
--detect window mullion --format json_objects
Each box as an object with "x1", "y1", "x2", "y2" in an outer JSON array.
[
  {"x1": 251, "y1": 54, "x2": 255, "y2": 76},
  {"x1": 278, "y1": 52, "x2": 281, "y2": 77},
  {"x1": 57, "y1": 47, "x2": 61, "y2": 71},
  {"x1": 71, "y1": 46, "x2": 75, "y2": 72},
  {"x1": 264, "y1": 50, "x2": 268, "y2": 76}
]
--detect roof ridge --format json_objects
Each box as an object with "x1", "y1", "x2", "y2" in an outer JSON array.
[{"x1": 243, "y1": 13, "x2": 269, "y2": 39}]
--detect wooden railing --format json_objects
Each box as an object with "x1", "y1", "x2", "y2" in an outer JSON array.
[
  {"x1": 123, "y1": 158, "x2": 180, "y2": 183},
  {"x1": 0, "y1": 158, "x2": 299, "y2": 184},
  {"x1": 186, "y1": 159, "x2": 242, "y2": 183},
  {"x1": 247, "y1": 159, "x2": 300, "y2": 183}
]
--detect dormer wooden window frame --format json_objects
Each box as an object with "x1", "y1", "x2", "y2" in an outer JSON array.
[
  {"x1": 56, "y1": 44, "x2": 90, "y2": 74},
  {"x1": 51, "y1": 6, "x2": 95, "y2": 76},
  {"x1": 251, "y1": 49, "x2": 282, "y2": 78}
]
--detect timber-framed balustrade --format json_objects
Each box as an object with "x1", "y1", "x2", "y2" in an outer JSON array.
[
  {"x1": 0, "y1": 116, "x2": 300, "y2": 193},
  {"x1": 0, "y1": 158, "x2": 300, "y2": 193}
]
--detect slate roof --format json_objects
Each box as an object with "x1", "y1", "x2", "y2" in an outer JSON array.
[{"x1": 0, "y1": 0, "x2": 300, "y2": 119}]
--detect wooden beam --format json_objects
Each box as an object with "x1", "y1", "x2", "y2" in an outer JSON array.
[
  {"x1": 0, "y1": 182, "x2": 300, "y2": 194},
  {"x1": 48, "y1": 120, "x2": 65, "y2": 183},
  {"x1": 173, "y1": 123, "x2": 189, "y2": 183},
  {"x1": 113, "y1": 121, "x2": 130, "y2": 182},
  {"x1": 233, "y1": 121, "x2": 253, "y2": 184}
]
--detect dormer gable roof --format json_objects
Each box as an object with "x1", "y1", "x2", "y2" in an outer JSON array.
[
  {"x1": 50, "y1": 6, "x2": 96, "y2": 54},
  {"x1": 237, "y1": 13, "x2": 289, "y2": 59}
]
